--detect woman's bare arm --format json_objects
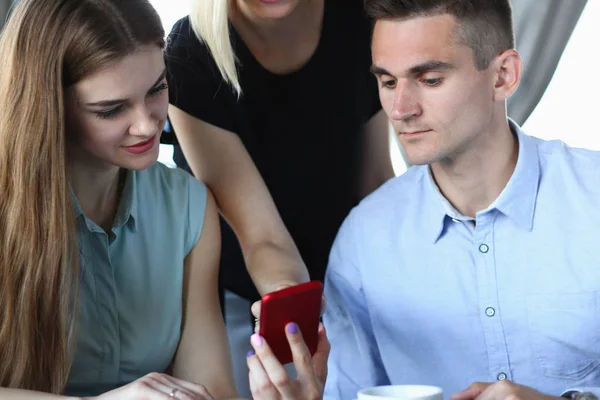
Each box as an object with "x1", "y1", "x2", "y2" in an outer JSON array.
[
  {"x1": 172, "y1": 188, "x2": 241, "y2": 399},
  {"x1": 169, "y1": 105, "x2": 309, "y2": 295}
]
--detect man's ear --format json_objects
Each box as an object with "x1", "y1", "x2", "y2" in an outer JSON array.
[{"x1": 492, "y1": 49, "x2": 522, "y2": 101}]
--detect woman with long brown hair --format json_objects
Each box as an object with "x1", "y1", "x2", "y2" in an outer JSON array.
[{"x1": 0, "y1": 0, "x2": 241, "y2": 398}]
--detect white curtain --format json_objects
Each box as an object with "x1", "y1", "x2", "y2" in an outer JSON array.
[{"x1": 508, "y1": 0, "x2": 587, "y2": 124}]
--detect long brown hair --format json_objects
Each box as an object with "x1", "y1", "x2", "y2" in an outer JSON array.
[{"x1": 0, "y1": 0, "x2": 164, "y2": 393}]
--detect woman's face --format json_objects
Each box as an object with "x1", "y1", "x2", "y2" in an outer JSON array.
[
  {"x1": 66, "y1": 45, "x2": 168, "y2": 171},
  {"x1": 236, "y1": 0, "x2": 302, "y2": 20}
]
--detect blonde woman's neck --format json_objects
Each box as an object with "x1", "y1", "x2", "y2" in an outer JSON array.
[
  {"x1": 230, "y1": 0, "x2": 324, "y2": 75},
  {"x1": 231, "y1": 0, "x2": 323, "y2": 35}
]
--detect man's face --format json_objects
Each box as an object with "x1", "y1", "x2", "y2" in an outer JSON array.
[{"x1": 372, "y1": 15, "x2": 498, "y2": 166}]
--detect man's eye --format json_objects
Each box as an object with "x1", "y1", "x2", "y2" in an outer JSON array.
[
  {"x1": 421, "y1": 78, "x2": 443, "y2": 87},
  {"x1": 148, "y1": 82, "x2": 168, "y2": 97},
  {"x1": 96, "y1": 106, "x2": 123, "y2": 119},
  {"x1": 381, "y1": 80, "x2": 396, "y2": 89}
]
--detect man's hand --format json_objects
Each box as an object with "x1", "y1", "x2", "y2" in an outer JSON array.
[{"x1": 451, "y1": 381, "x2": 563, "y2": 400}]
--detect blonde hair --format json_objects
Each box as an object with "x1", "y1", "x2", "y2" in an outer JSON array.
[
  {"x1": 0, "y1": 0, "x2": 163, "y2": 393},
  {"x1": 190, "y1": 0, "x2": 242, "y2": 96}
]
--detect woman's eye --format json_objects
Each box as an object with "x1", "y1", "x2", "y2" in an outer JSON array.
[{"x1": 95, "y1": 106, "x2": 123, "y2": 119}]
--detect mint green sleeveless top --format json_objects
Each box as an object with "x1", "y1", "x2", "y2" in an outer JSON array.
[{"x1": 65, "y1": 163, "x2": 207, "y2": 397}]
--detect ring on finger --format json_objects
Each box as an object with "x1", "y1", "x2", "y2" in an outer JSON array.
[{"x1": 169, "y1": 388, "x2": 178, "y2": 397}]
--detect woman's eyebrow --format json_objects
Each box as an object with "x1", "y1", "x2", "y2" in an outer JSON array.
[{"x1": 83, "y1": 68, "x2": 167, "y2": 107}]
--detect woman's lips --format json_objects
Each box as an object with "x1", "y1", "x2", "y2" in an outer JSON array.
[{"x1": 122, "y1": 135, "x2": 156, "y2": 154}]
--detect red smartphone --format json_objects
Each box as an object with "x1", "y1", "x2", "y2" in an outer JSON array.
[{"x1": 259, "y1": 281, "x2": 323, "y2": 365}]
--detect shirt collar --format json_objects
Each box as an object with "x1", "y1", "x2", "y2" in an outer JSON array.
[
  {"x1": 421, "y1": 166, "x2": 453, "y2": 244},
  {"x1": 71, "y1": 169, "x2": 138, "y2": 232},
  {"x1": 422, "y1": 118, "x2": 540, "y2": 243},
  {"x1": 488, "y1": 119, "x2": 539, "y2": 232},
  {"x1": 72, "y1": 187, "x2": 84, "y2": 219},
  {"x1": 113, "y1": 170, "x2": 138, "y2": 231}
]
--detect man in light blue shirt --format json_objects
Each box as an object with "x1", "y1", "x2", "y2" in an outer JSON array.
[{"x1": 323, "y1": 1, "x2": 600, "y2": 400}]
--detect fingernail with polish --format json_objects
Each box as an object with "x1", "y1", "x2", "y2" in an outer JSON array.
[
  {"x1": 247, "y1": 349, "x2": 255, "y2": 357},
  {"x1": 251, "y1": 333, "x2": 263, "y2": 347},
  {"x1": 287, "y1": 322, "x2": 298, "y2": 334}
]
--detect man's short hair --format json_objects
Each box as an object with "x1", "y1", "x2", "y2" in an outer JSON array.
[{"x1": 364, "y1": 0, "x2": 514, "y2": 70}]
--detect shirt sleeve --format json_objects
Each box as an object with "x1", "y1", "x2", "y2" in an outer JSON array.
[
  {"x1": 185, "y1": 176, "x2": 208, "y2": 256},
  {"x1": 323, "y1": 211, "x2": 390, "y2": 400},
  {"x1": 165, "y1": 17, "x2": 237, "y2": 133}
]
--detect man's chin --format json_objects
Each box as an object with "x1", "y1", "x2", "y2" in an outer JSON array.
[{"x1": 404, "y1": 153, "x2": 436, "y2": 166}]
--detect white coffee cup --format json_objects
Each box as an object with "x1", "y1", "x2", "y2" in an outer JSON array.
[{"x1": 357, "y1": 384, "x2": 443, "y2": 400}]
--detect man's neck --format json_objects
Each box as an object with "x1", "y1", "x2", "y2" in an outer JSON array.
[
  {"x1": 430, "y1": 121, "x2": 519, "y2": 219},
  {"x1": 68, "y1": 152, "x2": 123, "y2": 231}
]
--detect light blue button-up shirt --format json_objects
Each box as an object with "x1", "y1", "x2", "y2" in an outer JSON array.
[
  {"x1": 65, "y1": 163, "x2": 207, "y2": 397},
  {"x1": 323, "y1": 121, "x2": 600, "y2": 400}
]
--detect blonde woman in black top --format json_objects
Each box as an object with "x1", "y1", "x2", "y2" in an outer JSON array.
[{"x1": 166, "y1": 1, "x2": 394, "y2": 396}]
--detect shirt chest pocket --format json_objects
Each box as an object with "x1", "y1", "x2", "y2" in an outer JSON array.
[{"x1": 526, "y1": 291, "x2": 600, "y2": 381}]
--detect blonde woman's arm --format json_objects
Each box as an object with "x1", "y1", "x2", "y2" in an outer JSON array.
[{"x1": 168, "y1": 105, "x2": 310, "y2": 296}]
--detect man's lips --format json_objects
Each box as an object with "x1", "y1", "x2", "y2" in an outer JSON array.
[{"x1": 400, "y1": 129, "x2": 432, "y2": 136}]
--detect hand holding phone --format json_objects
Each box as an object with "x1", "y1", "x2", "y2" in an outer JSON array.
[{"x1": 258, "y1": 281, "x2": 323, "y2": 365}]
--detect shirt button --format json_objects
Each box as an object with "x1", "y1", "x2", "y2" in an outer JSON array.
[
  {"x1": 485, "y1": 307, "x2": 496, "y2": 317},
  {"x1": 479, "y1": 244, "x2": 489, "y2": 253},
  {"x1": 497, "y1": 372, "x2": 507, "y2": 381}
]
